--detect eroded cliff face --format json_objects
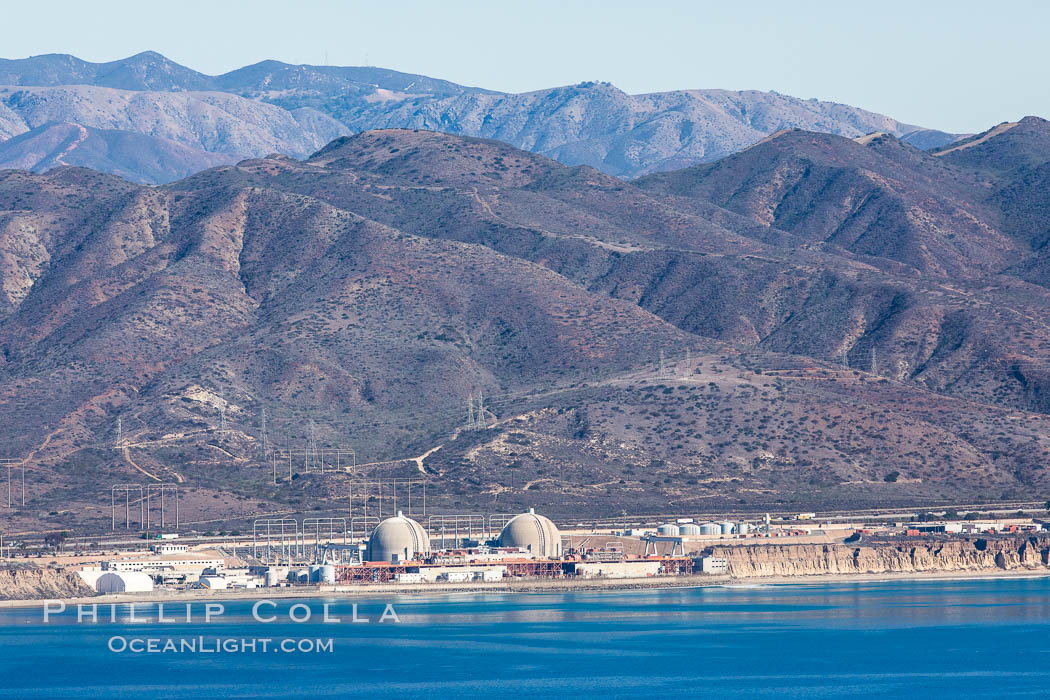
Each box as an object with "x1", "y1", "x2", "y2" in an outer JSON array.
[
  {"x1": 711, "y1": 537, "x2": 1050, "y2": 578},
  {"x1": 0, "y1": 566, "x2": 96, "y2": 600}
]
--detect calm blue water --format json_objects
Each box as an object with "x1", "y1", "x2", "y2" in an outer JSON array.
[{"x1": 2, "y1": 577, "x2": 1050, "y2": 698}]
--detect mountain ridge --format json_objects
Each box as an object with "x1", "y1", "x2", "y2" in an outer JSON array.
[
  {"x1": 4, "y1": 123, "x2": 1050, "y2": 528},
  {"x1": 0, "y1": 52, "x2": 963, "y2": 183}
]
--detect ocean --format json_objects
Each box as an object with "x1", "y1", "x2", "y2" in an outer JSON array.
[{"x1": 2, "y1": 577, "x2": 1049, "y2": 698}]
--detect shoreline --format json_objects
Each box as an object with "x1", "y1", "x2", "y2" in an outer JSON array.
[{"x1": 4, "y1": 567, "x2": 1050, "y2": 610}]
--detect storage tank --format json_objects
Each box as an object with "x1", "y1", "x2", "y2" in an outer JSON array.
[
  {"x1": 199, "y1": 576, "x2": 227, "y2": 590},
  {"x1": 320, "y1": 565, "x2": 336, "y2": 584},
  {"x1": 736, "y1": 522, "x2": 751, "y2": 535},
  {"x1": 719, "y1": 521, "x2": 736, "y2": 535},
  {"x1": 699, "y1": 522, "x2": 721, "y2": 535},
  {"x1": 678, "y1": 523, "x2": 702, "y2": 536},
  {"x1": 309, "y1": 565, "x2": 322, "y2": 582},
  {"x1": 657, "y1": 523, "x2": 679, "y2": 535}
]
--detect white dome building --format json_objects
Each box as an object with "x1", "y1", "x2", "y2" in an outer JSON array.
[
  {"x1": 365, "y1": 511, "x2": 430, "y2": 563},
  {"x1": 498, "y1": 508, "x2": 562, "y2": 558},
  {"x1": 96, "y1": 571, "x2": 154, "y2": 593}
]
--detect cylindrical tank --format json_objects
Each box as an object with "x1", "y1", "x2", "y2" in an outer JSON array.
[
  {"x1": 264, "y1": 568, "x2": 281, "y2": 587},
  {"x1": 736, "y1": 522, "x2": 751, "y2": 535},
  {"x1": 320, "y1": 565, "x2": 336, "y2": 584},
  {"x1": 678, "y1": 524, "x2": 702, "y2": 536},
  {"x1": 309, "y1": 565, "x2": 322, "y2": 582},
  {"x1": 719, "y1": 521, "x2": 735, "y2": 535},
  {"x1": 657, "y1": 523, "x2": 679, "y2": 535},
  {"x1": 699, "y1": 522, "x2": 721, "y2": 535}
]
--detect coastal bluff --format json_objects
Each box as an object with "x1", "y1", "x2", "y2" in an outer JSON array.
[
  {"x1": 712, "y1": 537, "x2": 1050, "y2": 578},
  {"x1": 0, "y1": 566, "x2": 96, "y2": 600}
]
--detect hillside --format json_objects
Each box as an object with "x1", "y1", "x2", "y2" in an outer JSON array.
[
  {"x1": 0, "y1": 122, "x2": 239, "y2": 183},
  {"x1": 933, "y1": 117, "x2": 1050, "y2": 257},
  {"x1": 3, "y1": 127, "x2": 1050, "y2": 530},
  {"x1": 635, "y1": 129, "x2": 1018, "y2": 277},
  {"x1": 0, "y1": 52, "x2": 957, "y2": 182}
]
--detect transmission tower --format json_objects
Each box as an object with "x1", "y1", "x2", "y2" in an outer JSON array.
[
  {"x1": 218, "y1": 397, "x2": 228, "y2": 436},
  {"x1": 659, "y1": 350, "x2": 666, "y2": 377},
  {"x1": 870, "y1": 348, "x2": 877, "y2": 375},
  {"x1": 465, "y1": 394, "x2": 495, "y2": 430},
  {"x1": 115, "y1": 416, "x2": 123, "y2": 449},
  {"x1": 478, "y1": 394, "x2": 496, "y2": 428}
]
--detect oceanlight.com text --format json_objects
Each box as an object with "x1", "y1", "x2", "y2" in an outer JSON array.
[{"x1": 107, "y1": 636, "x2": 334, "y2": 654}]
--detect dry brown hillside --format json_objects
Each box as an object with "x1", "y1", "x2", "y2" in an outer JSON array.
[{"x1": 2, "y1": 125, "x2": 1050, "y2": 530}]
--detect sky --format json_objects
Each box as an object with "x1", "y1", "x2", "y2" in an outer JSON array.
[{"x1": 3, "y1": 0, "x2": 1048, "y2": 133}]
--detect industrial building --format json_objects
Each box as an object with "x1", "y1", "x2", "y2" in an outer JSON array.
[
  {"x1": 497, "y1": 508, "x2": 562, "y2": 558},
  {"x1": 71, "y1": 508, "x2": 758, "y2": 594},
  {"x1": 94, "y1": 571, "x2": 154, "y2": 593},
  {"x1": 364, "y1": 511, "x2": 430, "y2": 563},
  {"x1": 313, "y1": 508, "x2": 698, "y2": 584},
  {"x1": 105, "y1": 555, "x2": 225, "y2": 573}
]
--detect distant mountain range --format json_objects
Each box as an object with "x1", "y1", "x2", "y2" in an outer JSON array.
[
  {"x1": 3, "y1": 117, "x2": 1050, "y2": 528},
  {"x1": 0, "y1": 51, "x2": 963, "y2": 183}
]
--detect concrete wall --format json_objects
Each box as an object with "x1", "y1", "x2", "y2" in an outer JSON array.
[{"x1": 574, "y1": 561, "x2": 661, "y2": 579}]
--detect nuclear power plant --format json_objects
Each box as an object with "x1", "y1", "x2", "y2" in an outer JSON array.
[{"x1": 257, "y1": 506, "x2": 706, "y2": 585}]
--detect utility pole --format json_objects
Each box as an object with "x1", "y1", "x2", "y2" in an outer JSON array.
[
  {"x1": 1, "y1": 458, "x2": 25, "y2": 509},
  {"x1": 261, "y1": 406, "x2": 269, "y2": 455}
]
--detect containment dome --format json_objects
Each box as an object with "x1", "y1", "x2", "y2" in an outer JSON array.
[
  {"x1": 498, "y1": 508, "x2": 562, "y2": 557},
  {"x1": 365, "y1": 511, "x2": 430, "y2": 562}
]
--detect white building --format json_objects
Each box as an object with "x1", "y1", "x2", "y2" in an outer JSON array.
[
  {"x1": 96, "y1": 571, "x2": 154, "y2": 593},
  {"x1": 105, "y1": 555, "x2": 225, "y2": 573},
  {"x1": 573, "y1": 560, "x2": 661, "y2": 579},
  {"x1": 699, "y1": 557, "x2": 729, "y2": 574}
]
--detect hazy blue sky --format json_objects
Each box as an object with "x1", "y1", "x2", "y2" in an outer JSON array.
[{"x1": 4, "y1": 0, "x2": 1048, "y2": 132}]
